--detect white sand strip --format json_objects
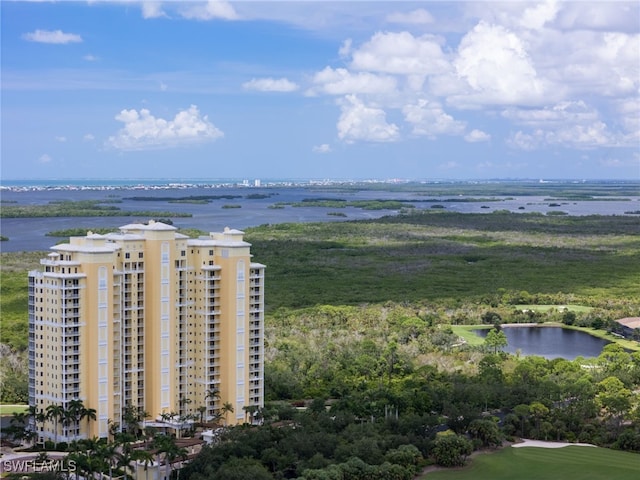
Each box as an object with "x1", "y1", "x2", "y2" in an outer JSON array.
[{"x1": 512, "y1": 439, "x2": 596, "y2": 448}]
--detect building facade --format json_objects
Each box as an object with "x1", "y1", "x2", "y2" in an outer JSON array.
[{"x1": 28, "y1": 221, "x2": 265, "y2": 441}]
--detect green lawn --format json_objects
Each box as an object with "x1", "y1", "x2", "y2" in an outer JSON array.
[
  {"x1": 0, "y1": 404, "x2": 28, "y2": 415},
  {"x1": 422, "y1": 446, "x2": 640, "y2": 480},
  {"x1": 450, "y1": 325, "x2": 490, "y2": 346}
]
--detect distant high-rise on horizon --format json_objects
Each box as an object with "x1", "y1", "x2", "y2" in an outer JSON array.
[{"x1": 28, "y1": 221, "x2": 265, "y2": 440}]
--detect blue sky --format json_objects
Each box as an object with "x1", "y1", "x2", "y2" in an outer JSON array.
[{"x1": 1, "y1": 1, "x2": 639, "y2": 180}]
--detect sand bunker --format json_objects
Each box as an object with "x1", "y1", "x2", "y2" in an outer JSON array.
[{"x1": 512, "y1": 439, "x2": 596, "y2": 449}]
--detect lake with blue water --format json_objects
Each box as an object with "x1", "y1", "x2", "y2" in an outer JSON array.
[{"x1": 474, "y1": 326, "x2": 611, "y2": 360}]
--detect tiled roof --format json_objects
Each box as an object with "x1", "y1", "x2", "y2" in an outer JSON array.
[{"x1": 616, "y1": 317, "x2": 640, "y2": 329}]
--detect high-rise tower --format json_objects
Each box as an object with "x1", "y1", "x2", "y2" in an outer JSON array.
[{"x1": 28, "y1": 221, "x2": 265, "y2": 441}]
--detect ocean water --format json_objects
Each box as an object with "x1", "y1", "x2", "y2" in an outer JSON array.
[{"x1": 1, "y1": 180, "x2": 639, "y2": 252}]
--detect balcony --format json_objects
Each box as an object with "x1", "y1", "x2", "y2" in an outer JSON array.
[
  {"x1": 64, "y1": 384, "x2": 81, "y2": 394},
  {"x1": 61, "y1": 292, "x2": 80, "y2": 300}
]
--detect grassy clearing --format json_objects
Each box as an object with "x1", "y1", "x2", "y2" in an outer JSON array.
[
  {"x1": 0, "y1": 404, "x2": 28, "y2": 415},
  {"x1": 450, "y1": 325, "x2": 490, "y2": 346},
  {"x1": 422, "y1": 445, "x2": 640, "y2": 480}
]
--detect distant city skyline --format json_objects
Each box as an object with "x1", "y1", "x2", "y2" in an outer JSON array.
[{"x1": 2, "y1": 1, "x2": 639, "y2": 180}]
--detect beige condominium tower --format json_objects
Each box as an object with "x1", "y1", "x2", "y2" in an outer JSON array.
[{"x1": 28, "y1": 221, "x2": 265, "y2": 441}]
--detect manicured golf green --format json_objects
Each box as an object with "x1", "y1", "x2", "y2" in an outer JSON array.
[{"x1": 422, "y1": 445, "x2": 640, "y2": 480}]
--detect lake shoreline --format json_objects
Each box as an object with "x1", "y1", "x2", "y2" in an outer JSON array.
[{"x1": 455, "y1": 322, "x2": 639, "y2": 357}]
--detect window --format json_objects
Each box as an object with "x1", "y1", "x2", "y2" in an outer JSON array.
[{"x1": 125, "y1": 252, "x2": 130, "y2": 259}]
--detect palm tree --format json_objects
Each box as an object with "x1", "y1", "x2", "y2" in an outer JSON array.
[
  {"x1": 66, "y1": 451, "x2": 85, "y2": 480},
  {"x1": 62, "y1": 409, "x2": 76, "y2": 443},
  {"x1": 66, "y1": 399, "x2": 85, "y2": 441},
  {"x1": 122, "y1": 404, "x2": 146, "y2": 439},
  {"x1": 117, "y1": 441, "x2": 136, "y2": 480},
  {"x1": 73, "y1": 439, "x2": 102, "y2": 480},
  {"x1": 96, "y1": 439, "x2": 122, "y2": 480},
  {"x1": 9, "y1": 411, "x2": 29, "y2": 443},
  {"x1": 204, "y1": 388, "x2": 220, "y2": 401},
  {"x1": 220, "y1": 402, "x2": 234, "y2": 426},
  {"x1": 153, "y1": 435, "x2": 188, "y2": 480},
  {"x1": 35, "y1": 408, "x2": 48, "y2": 445},
  {"x1": 204, "y1": 388, "x2": 221, "y2": 426},
  {"x1": 46, "y1": 404, "x2": 65, "y2": 446},
  {"x1": 83, "y1": 406, "x2": 97, "y2": 438},
  {"x1": 131, "y1": 449, "x2": 155, "y2": 480},
  {"x1": 205, "y1": 388, "x2": 220, "y2": 408},
  {"x1": 178, "y1": 397, "x2": 192, "y2": 415},
  {"x1": 242, "y1": 405, "x2": 258, "y2": 424},
  {"x1": 254, "y1": 406, "x2": 265, "y2": 425},
  {"x1": 196, "y1": 405, "x2": 207, "y2": 425},
  {"x1": 10, "y1": 410, "x2": 29, "y2": 428}
]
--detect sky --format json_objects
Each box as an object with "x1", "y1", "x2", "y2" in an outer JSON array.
[{"x1": 1, "y1": 0, "x2": 639, "y2": 181}]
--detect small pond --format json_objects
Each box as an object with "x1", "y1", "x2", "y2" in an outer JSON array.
[{"x1": 473, "y1": 326, "x2": 611, "y2": 360}]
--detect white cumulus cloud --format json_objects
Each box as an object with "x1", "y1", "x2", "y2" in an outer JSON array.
[
  {"x1": 614, "y1": 97, "x2": 640, "y2": 144},
  {"x1": 465, "y1": 129, "x2": 491, "y2": 143},
  {"x1": 402, "y1": 99, "x2": 465, "y2": 139},
  {"x1": 309, "y1": 67, "x2": 396, "y2": 96},
  {"x1": 107, "y1": 105, "x2": 224, "y2": 151},
  {"x1": 141, "y1": 1, "x2": 167, "y2": 19},
  {"x1": 549, "y1": 31, "x2": 640, "y2": 98},
  {"x1": 22, "y1": 29, "x2": 82, "y2": 44},
  {"x1": 386, "y1": 9, "x2": 435, "y2": 25},
  {"x1": 503, "y1": 101, "x2": 628, "y2": 149},
  {"x1": 243, "y1": 77, "x2": 299, "y2": 92},
  {"x1": 449, "y1": 21, "x2": 552, "y2": 107},
  {"x1": 508, "y1": 121, "x2": 615, "y2": 150},
  {"x1": 179, "y1": 1, "x2": 238, "y2": 21},
  {"x1": 519, "y1": 0, "x2": 560, "y2": 30},
  {"x1": 502, "y1": 101, "x2": 599, "y2": 127},
  {"x1": 39, "y1": 154, "x2": 52, "y2": 163},
  {"x1": 350, "y1": 31, "x2": 449, "y2": 77},
  {"x1": 337, "y1": 95, "x2": 399, "y2": 143},
  {"x1": 312, "y1": 144, "x2": 332, "y2": 153}
]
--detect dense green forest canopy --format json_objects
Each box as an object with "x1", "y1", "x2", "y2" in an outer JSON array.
[
  {"x1": 245, "y1": 211, "x2": 640, "y2": 309},
  {"x1": 2, "y1": 209, "x2": 639, "y2": 478}
]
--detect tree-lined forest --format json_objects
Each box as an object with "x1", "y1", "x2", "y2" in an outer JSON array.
[{"x1": 2, "y1": 209, "x2": 640, "y2": 479}]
